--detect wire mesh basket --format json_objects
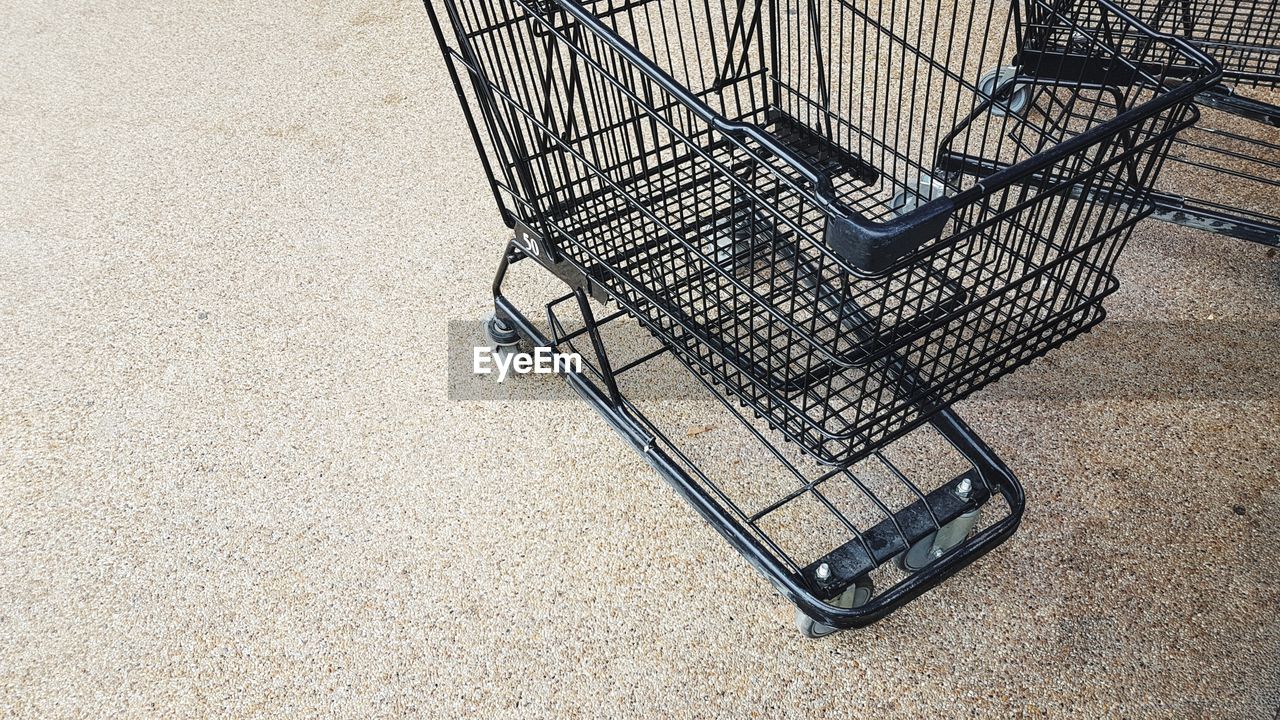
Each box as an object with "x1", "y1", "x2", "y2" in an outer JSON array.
[
  {"x1": 1118, "y1": 0, "x2": 1280, "y2": 86},
  {"x1": 429, "y1": 0, "x2": 1216, "y2": 466}
]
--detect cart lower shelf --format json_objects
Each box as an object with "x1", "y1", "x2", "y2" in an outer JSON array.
[
  {"x1": 487, "y1": 243, "x2": 1026, "y2": 634},
  {"x1": 1150, "y1": 86, "x2": 1280, "y2": 248}
]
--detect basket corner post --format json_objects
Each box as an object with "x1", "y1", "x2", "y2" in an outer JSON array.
[{"x1": 822, "y1": 201, "x2": 955, "y2": 276}]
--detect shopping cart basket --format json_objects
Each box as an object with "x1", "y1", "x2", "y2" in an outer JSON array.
[
  {"x1": 424, "y1": 0, "x2": 1217, "y2": 633},
  {"x1": 1113, "y1": 0, "x2": 1280, "y2": 246}
]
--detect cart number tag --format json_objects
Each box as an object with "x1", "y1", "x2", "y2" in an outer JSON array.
[
  {"x1": 509, "y1": 220, "x2": 608, "y2": 304},
  {"x1": 514, "y1": 226, "x2": 542, "y2": 259}
]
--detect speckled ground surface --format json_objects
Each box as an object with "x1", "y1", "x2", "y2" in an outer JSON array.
[{"x1": 2, "y1": 1, "x2": 1278, "y2": 718}]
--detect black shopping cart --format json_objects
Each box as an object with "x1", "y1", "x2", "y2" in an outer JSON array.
[
  {"x1": 1118, "y1": 0, "x2": 1280, "y2": 246},
  {"x1": 423, "y1": 0, "x2": 1217, "y2": 635}
]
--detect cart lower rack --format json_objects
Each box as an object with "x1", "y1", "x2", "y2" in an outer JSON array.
[
  {"x1": 1150, "y1": 87, "x2": 1280, "y2": 247},
  {"x1": 487, "y1": 248, "x2": 1024, "y2": 633},
  {"x1": 423, "y1": 0, "x2": 1216, "y2": 632}
]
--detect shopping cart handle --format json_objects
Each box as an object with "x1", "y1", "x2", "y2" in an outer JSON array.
[{"x1": 823, "y1": 197, "x2": 956, "y2": 276}]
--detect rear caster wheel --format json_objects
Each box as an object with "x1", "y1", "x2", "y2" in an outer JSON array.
[
  {"x1": 795, "y1": 575, "x2": 874, "y2": 639},
  {"x1": 896, "y1": 506, "x2": 982, "y2": 573},
  {"x1": 483, "y1": 314, "x2": 521, "y2": 359},
  {"x1": 978, "y1": 66, "x2": 1033, "y2": 117}
]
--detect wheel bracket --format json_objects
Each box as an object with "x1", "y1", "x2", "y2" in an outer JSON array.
[{"x1": 801, "y1": 471, "x2": 990, "y2": 598}]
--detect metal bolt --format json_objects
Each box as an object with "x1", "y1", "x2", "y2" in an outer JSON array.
[
  {"x1": 815, "y1": 563, "x2": 831, "y2": 581},
  {"x1": 955, "y1": 477, "x2": 973, "y2": 500},
  {"x1": 931, "y1": 546, "x2": 946, "y2": 559}
]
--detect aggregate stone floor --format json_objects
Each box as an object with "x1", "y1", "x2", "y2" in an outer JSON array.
[{"x1": 1, "y1": 1, "x2": 1277, "y2": 717}]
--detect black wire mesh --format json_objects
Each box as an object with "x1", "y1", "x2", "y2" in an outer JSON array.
[
  {"x1": 1112, "y1": 1, "x2": 1280, "y2": 243},
  {"x1": 433, "y1": 0, "x2": 1214, "y2": 464},
  {"x1": 537, "y1": 284, "x2": 1003, "y2": 592},
  {"x1": 1118, "y1": 0, "x2": 1280, "y2": 85}
]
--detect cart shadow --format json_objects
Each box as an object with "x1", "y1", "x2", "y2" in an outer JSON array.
[{"x1": 979, "y1": 319, "x2": 1280, "y2": 402}]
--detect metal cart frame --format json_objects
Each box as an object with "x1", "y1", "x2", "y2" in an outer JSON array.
[
  {"x1": 487, "y1": 245, "x2": 1026, "y2": 630},
  {"x1": 1122, "y1": 0, "x2": 1280, "y2": 246},
  {"x1": 422, "y1": 0, "x2": 1217, "y2": 633}
]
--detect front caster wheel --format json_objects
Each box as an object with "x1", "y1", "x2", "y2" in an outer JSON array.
[
  {"x1": 891, "y1": 174, "x2": 951, "y2": 216},
  {"x1": 978, "y1": 66, "x2": 1033, "y2": 117},
  {"x1": 896, "y1": 506, "x2": 983, "y2": 573},
  {"x1": 795, "y1": 575, "x2": 874, "y2": 639}
]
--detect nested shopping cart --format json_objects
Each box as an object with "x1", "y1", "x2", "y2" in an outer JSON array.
[
  {"x1": 423, "y1": 0, "x2": 1217, "y2": 635},
  {"x1": 1111, "y1": 1, "x2": 1280, "y2": 246}
]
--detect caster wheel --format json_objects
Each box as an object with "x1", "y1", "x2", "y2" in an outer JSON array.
[
  {"x1": 794, "y1": 575, "x2": 874, "y2": 639},
  {"x1": 896, "y1": 506, "x2": 982, "y2": 573},
  {"x1": 891, "y1": 175, "x2": 949, "y2": 216},
  {"x1": 978, "y1": 66, "x2": 1032, "y2": 117},
  {"x1": 483, "y1": 314, "x2": 521, "y2": 358}
]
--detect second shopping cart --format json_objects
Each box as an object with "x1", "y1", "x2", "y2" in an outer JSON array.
[
  {"x1": 1118, "y1": 0, "x2": 1280, "y2": 246},
  {"x1": 425, "y1": 0, "x2": 1219, "y2": 633}
]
